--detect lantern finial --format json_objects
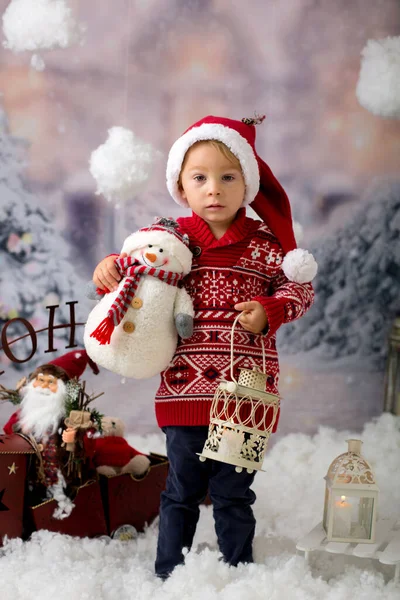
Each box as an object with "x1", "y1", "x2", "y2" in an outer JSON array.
[{"x1": 346, "y1": 439, "x2": 362, "y2": 455}]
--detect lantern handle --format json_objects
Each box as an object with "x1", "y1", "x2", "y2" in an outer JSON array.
[{"x1": 230, "y1": 312, "x2": 266, "y2": 383}]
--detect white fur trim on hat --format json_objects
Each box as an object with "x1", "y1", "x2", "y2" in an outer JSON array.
[
  {"x1": 121, "y1": 229, "x2": 193, "y2": 275},
  {"x1": 282, "y1": 249, "x2": 318, "y2": 284},
  {"x1": 166, "y1": 123, "x2": 260, "y2": 208}
]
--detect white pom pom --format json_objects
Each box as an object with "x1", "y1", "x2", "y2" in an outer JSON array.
[
  {"x1": 356, "y1": 36, "x2": 400, "y2": 119},
  {"x1": 3, "y1": 0, "x2": 84, "y2": 53},
  {"x1": 225, "y1": 381, "x2": 238, "y2": 393},
  {"x1": 89, "y1": 127, "x2": 158, "y2": 202},
  {"x1": 282, "y1": 249, "x2": 318, "y2": 284}
]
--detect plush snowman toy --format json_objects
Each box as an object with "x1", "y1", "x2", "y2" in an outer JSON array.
[{"x1": 84, "y1": 217, "x2": 194, "y2": 378}]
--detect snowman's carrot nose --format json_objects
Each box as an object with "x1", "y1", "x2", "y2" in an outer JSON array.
[{"x1": 145, "y1": 252, "x2": 157, "y2": 263}]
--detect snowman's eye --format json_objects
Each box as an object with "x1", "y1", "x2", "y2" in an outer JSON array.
[
  {"x1": 148, "y1": 244, "x2": 152, "y2": 248},
  {"x1": 159, "y1": 248, "x2": 163, "y2": 253}
]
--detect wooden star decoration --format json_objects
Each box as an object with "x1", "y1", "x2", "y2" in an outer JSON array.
[
  {"x1": 8, "y1": 462, "x2": 18, "y2": 475},
  {"x1": 0, "y1": 489, "x2": 9, "y2": 512}
]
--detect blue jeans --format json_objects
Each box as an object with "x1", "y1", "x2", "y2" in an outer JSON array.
[{"x1": 155, "y1": 425, "x2": 256, "y2": 578}]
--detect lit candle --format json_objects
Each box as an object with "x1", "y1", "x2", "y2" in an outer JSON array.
[
  {"x1": 219, "y1": 429, "x2": 244, "y2": 458},
  {"x1": 333, "y1": 495, "x2": 352, "y2": 538}
]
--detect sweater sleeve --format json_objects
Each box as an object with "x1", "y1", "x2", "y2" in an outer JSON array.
[{"x1": 253, "y1": 269, "x2": 315, "y2": 338}]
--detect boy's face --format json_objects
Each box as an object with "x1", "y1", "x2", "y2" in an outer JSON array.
[{"x1": 179, "y1": 142, "x2": 245, "y2": 235}]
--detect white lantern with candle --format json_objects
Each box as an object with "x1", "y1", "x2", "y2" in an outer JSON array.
[{"x1": 323, "y1": 439, "x2": 379, "y2": 543}]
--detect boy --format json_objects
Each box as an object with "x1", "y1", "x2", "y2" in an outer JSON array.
[{"x1": 92, "y1": 115, "x2": 317, "y2": 579}]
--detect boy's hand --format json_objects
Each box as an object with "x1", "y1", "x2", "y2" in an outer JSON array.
[
  {"x1": 234, "y1": 301, "x2": 268, "y2": 334},
  {"x1": 93, "y1": 252, "x2": 127, "y2": 291}
]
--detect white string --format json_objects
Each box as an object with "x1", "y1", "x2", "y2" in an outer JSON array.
[
  {"x1": 123, "y1": 0, "x2": 133, "y2": 126},
  {"x1": 230, "y1": 313, "x2": 266, "y2": 383}
]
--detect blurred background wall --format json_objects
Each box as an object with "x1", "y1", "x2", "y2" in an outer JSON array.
[{"x1": 0, "y1": 0, "x2": 399, "y2": 435}]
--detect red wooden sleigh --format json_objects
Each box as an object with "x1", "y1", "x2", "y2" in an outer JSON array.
[{"x1": 0, "y1": 433, "x2": 169, "y2": 544}]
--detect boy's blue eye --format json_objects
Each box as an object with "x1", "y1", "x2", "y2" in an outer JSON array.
[{"x1": 194, "y1": 175, "x2": 235, "y2": 182}]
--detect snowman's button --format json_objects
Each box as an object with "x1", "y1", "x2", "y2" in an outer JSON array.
[
  {"x1": 123, "y1": 321, "x2": 135, "y2": 333},
  {"x1": 131, "y1": 297, "x2": 143, "y2": 309},
  {"x1": 192, "y1": 246, "x2": 202, "y2": 257}
]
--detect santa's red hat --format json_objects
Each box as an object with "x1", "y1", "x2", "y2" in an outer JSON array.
[
  {"x1": 166, "y1": 114, "x2": 317, "y2": 284},
  {"x1": 35, "y1": 349, "x2": 99, "y2": 380}
]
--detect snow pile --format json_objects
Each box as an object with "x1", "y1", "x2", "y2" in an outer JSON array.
[
  {"x1": 2, "y1": 0, "x2": 84, "y2": 53},
  {"x1": 279, "y1": 179, "x2": 400, "y2": 367},
  {"x1": 0, "y1": 414, "x2": 399, "y2": 599},
  {"x1": 356, "y1": 36, "x2": 400, "y2": 119},
  {"x1": 89, "y1": 127, "x2": 158, "y2": 203}
]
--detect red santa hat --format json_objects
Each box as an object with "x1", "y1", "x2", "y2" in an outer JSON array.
[
  {"x1": 166, "y1": 114, "x2": 317, "y2": 284},
  {"x1": 34, "y1": 349, "x2": 99, "y2": 381}
]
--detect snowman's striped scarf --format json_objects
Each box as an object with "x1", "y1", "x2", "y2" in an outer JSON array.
[{"x1": 90, "y1": 256, "x2": 183, "y2": 345}]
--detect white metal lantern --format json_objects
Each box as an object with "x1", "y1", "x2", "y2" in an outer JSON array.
[
  {"x1": 323, "y1": 439, "x2": 379, "y2": 543},
  {"x1": 198, "y1": 313, "x2": 280, "y2": 474}
]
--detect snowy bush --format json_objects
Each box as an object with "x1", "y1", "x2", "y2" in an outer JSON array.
[
  {"x1": 278, "y1": 179, "x2": 400, "y2": 368},
  {"x1": 0, "y1": 111, "x2": 91, "y2": 375}
]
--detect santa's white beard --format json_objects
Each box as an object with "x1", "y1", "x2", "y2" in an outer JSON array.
[{"x1": 19, "y1": 379, "x2": 67, "y2": 441}]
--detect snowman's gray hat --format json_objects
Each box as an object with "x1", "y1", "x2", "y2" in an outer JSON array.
[{"x1": 121, "y1": 217, "x2": 193, "y2": 275}]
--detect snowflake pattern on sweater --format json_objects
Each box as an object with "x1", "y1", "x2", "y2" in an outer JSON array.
[{"x1": 154, "y1": 209, "x2": 314, "y2": 431}]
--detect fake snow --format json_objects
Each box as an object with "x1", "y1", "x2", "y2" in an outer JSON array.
[
  {"x1": 356, "y1": 36, "x2": 400, "y2": 119},
  {"x1": 1, "y1": 414, "x2": 399, "y2": 599},
  {"x1": 2, "y1": 0, "x2": 84, "y2": 53},
  {"x1": 89, "y1": 127, "x2": 158, "y2": 203}
]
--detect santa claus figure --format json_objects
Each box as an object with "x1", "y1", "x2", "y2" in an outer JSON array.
[{"x1": 3, "y1": 350, "x2": 98, "y2": 491}]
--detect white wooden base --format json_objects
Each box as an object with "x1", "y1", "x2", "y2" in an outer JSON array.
[{"x1": 296, "y1": 519, "x2": 400, "y2": 583}]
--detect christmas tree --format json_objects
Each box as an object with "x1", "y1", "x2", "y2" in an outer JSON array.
[
  {"x1": 278, "y1": 178, "x2": 400, "y2": 368},
  {"x1": 0, "y1": 109, "x2": 90, "y2": 376}
]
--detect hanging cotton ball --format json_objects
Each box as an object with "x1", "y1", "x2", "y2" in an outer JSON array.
[
  {"x1": 282, "y1": 249, "x2": 318, "y2": 284},
  {"x1": 89, "y1": 127, "x2": 158, "y2": 203},
  {"x1": 356, "y1": 36, "x2": 400, "y2": 119},
  {"x1": 2, "y1": 0, "x2": 84, "y2": 53}
]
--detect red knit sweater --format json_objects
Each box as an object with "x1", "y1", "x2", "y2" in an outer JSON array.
[{"x1": 154, "y1": 208, "x2": 314, "y2": 431}]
